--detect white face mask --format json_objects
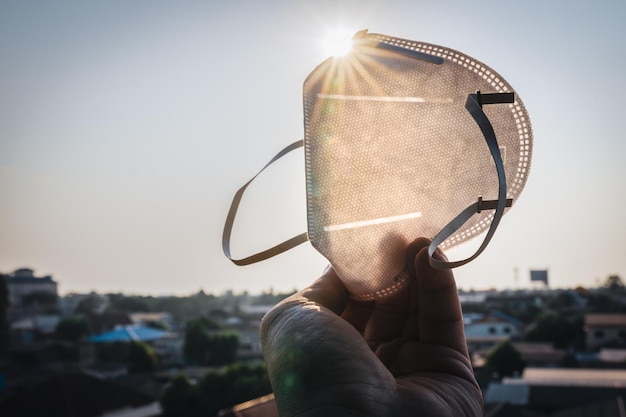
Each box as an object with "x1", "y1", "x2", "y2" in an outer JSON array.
[{"x1": 223, "y1": 30, "x2": 532, "y2": 301}]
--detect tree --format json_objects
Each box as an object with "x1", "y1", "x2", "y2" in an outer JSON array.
[
  {"x1": 128, "y1": 341, "x2": 158, "y2": 373},
  {"x1": 588, "y1": 293, "x2": 621, "y2": 313},
  {"x1": 184, "y1": 318, "x2": 238, "y2": 366},
  {"x1": 96, "y1": 340, "x2": 158, "y2": 372},
  {"x1": 56, "y1": 317, "x2": 91, "y2": 342},
  {"x1": 0, "y1": 274, "x2": 9, "y2": 357},
  {"x1": 98, "y1": 341, "x2": 130, "y2": 364},
  {"x1": 218, "y1": 362, "x2": 272, "y2": 406},
  {"x1": 159, "y1": 374, "x2": 197, "y2": 417},
  {"x1": 605, "y1": 275, "x2": 626, "y2": 293},
  {"x1": 486, "y1": 341, "x2": 525, "y2": 378},
  {"x1": 524, "y1": 311, "x2": 579, "y2": 349},
  {"x1": 196, "y1": 316, "x2": 221, "y2": 330},
  {"x1": 251, "y1": 288, "x2": 297, "y2": 306},
  {"x1": 206, "y1": 332, "x2": 239, "y2": 366},
  {"x1": 546, "y1": 291, "x2": 576, "y2": 310},
  {"x1": 107, "y1": 295, "x2": 151, "y2": 313},
  {"x1": 75, "y1": 294, "x2": 108, "y2": 315},
  {"x1": 160, "y1": 363, "x2": 272, "y2": 417},
  {"x1": 184, "y1": 319, "x2": 211, "y2": 365}
]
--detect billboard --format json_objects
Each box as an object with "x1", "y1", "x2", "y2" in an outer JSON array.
[{"x1": 530, "y1": 269, "x2": 549, "y2": 285}]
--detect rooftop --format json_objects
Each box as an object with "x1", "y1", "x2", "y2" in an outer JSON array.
[
  {"x1": 89, "y1": 324, "x2": 172, "y2": 343},
  {"x1": 586, "y1": 314, "x2": 626, "y2": 327},
  {"x1": 7, "y1": 268, "x2": 56, "y2": 284},
  {"x1": 505, "y1": 368, "x2": 626, "y2": 388}
]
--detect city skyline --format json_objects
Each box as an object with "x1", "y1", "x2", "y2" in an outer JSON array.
[{"x1": 1, "y1": 1, "x2": 625, "y2": 296}]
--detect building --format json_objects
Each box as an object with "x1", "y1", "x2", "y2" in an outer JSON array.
[
  {"x1": 464, "y1": 310, "x2": 524, "y2": 340},
  {"x1": 89, "y1": 324, "x2": 183, "y2": 366},
  {"x1": 234, "y1": 304, "x2": 275, "y2": 359},
  {"x1": 129, "y1": 312, "x2": 174, "y2": 330},
  {"x1": 11, "y1": 314, "x2": 61, "y2": 345},
  {"x1": 6, "y1": 268, "x2": 58, "y2": 322},
  {"x1": 58, "y1": 292, "x2": 109, "y2": 316},
  {"x1": 485, "y1": 368, "x2": 626, "y2": 413},
  {"x1": 511, "y1": 342, "x2": 566, "y2": 367},
  {"x1": 585, "y1": 314, "x2": 626, "y2": 351},
  {"x1": 6, "y1": 268, "x2": 58, "y2": 307}
]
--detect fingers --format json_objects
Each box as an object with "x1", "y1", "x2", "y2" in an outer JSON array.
[
  {"x1": 415, "y1": 245, "x2": 469, "y2": 357},
  {"x1": 358, "y1": 238, "x2": 431, "y2": 343},
  {"x1": 300, "y1": 266, "x2": 350, "y2": 315},
  {"x1": 340, "y1": 299, "x2": 374, "y2": 335},
  {"x1": 406, "y1": 237, "x2": 432, "y2": 281}
]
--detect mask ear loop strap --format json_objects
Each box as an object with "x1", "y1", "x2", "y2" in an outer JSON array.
[
  {"x1": 222, "y1": 139, "x2": 308, "y2": 266},
  {"x1": 428, "y1": 91, "x2": 514, "y2": 269}
]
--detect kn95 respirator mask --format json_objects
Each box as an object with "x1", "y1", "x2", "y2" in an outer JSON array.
[{"x1": 223, "y1": 30, "x2": 533, "y2": 301}]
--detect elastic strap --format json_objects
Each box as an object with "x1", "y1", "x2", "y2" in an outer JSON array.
[
  {"x1": 428, "y1": 92, "x2": 514, "y2": 269},
  {"x1": 222, "y1": 140, "x2": 308, "y2": 266}
]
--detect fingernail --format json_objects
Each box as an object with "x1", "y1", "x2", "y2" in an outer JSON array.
[{"x1": 433, "y1": 249, "x2": 449, "y2": 262}]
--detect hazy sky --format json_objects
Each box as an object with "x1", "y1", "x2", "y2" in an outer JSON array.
[{"x1": 1, "y1": 0, "x2": 625, "y2": 296}]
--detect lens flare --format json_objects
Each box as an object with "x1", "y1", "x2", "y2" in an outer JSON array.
[{"x1": 324, "y1": 28, "x2": 355, "y2": 57}]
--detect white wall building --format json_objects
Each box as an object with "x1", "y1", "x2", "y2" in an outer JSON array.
[
  {"x1": 585, "y1": 313, "x2": 626, "y2": 350},
  {"x1": 6, "y1": 268, "x2": 58, "y2": 307},
  {"x1": 464, "y1": 310, "x2": 524, "y2": 339}
]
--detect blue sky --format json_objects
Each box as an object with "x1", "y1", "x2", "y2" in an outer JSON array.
[{"x1": 1, "y1": 0, "x2": 625, "y2": 295}]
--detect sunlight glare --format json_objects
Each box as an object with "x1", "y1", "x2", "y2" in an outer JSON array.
[{"x1": 324, "y1": 28, "x2": 355, "y2": 57}]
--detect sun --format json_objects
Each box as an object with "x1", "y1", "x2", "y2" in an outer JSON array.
[{"x1": 323, "y1": 27, "x2": 356, "y2": 58}]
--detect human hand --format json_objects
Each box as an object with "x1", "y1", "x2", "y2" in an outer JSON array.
[{"x1": 260, "y1": 238, "x2": 482, "y2": 417}]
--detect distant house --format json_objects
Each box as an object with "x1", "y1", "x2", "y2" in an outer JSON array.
[
  {"x1": 485, "y1": 368, "x2": 626, "y2": 412},
  {"x1": 239, "y1": 304, "x2": 275, "y2": 319},
  {"x1": 485, "y1": 293, "x2": 543, "y2": 313},
  {"x1": 11, "y1": 314, "x2": 61, "y2": 345},
  {"x1": 59, "y1": 292, "x2": 109, "y2": 315},
  {"x1": 89, "y1": 324, "x2": 183, "y2": 366},
  {"x1": 512, "y1": 342, "x2": 566, "y2": 367},
  {"x1": 6, "y1": 268, "x2": 58, "y2": 310},
  {"x1": 11, "y1": 314, "x2": 60, "y2": 335},
  {"x1": 237, "y1": 328, "x2": 264, "y2": 359},
  {"x1": 89, "y1": 324, "x2": 172, "y2": 343},
  {"x1": 233, "y1": 304, "x2": 275, "y2": 359},
  {"x1": 585, "y1": 313, "x2": 626, "y2": 350},
  {"x1": 465, "y1": 310, "x2": 524, "y2": 339},
  {"x1": 464, "y1": 310, "x2": 526, "y2": 367},
  {"x1": 129, "y1": 312, "x2": 174, "y2": 330},
  {"x1": 484, "y1": 395, "x2": 626, "y2": 417},
  {"x1": 598, "y1": 348, "x2": 626, "y2": 363}
]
